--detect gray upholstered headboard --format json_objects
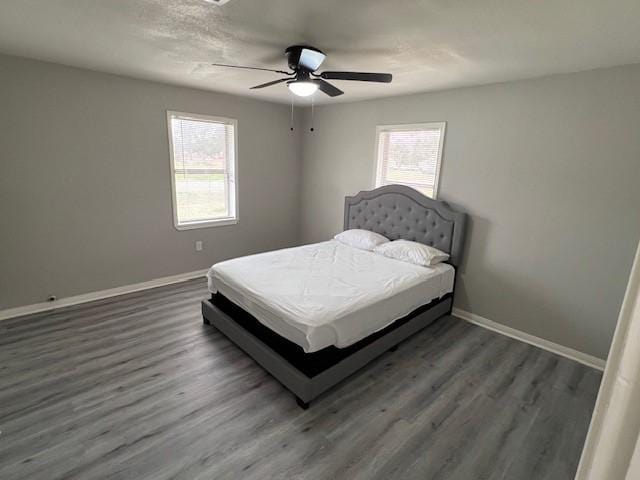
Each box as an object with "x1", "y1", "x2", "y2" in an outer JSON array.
[{"x1": 344, "y1": 185, "x2": 467, "y2": 267}]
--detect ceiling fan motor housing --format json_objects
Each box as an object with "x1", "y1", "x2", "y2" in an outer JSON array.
[{"x1": 285, "y1": 45, "x2": 326, "y2": 72}]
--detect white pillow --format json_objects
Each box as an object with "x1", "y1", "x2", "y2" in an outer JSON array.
[
  {"x1": 374, "y1": 240, "x2": 449, "y2": 267},
  {"x1": 334, "y1": 229, "x2": 390, "y2": 251}
]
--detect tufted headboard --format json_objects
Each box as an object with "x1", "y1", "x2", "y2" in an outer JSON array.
[{"x1": 344, "y1": 185, "x2": 467, "y2": 267}]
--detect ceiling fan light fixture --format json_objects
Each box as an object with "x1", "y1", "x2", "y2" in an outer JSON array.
[{"x1": 288, "y1": 81, "x2": 318, "y2": 97}]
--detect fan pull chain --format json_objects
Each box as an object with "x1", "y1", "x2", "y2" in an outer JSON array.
[
  {"x1": 310, "y1": 95, "x2": 315, "y2": 132},
  {"x1": 290, "y1": 94, "x2": 295, "y2": 131}
]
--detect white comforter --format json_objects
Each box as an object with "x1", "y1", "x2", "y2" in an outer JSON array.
[{"x1": 207, "y1": 240, "x2": 454, "y2": 352}]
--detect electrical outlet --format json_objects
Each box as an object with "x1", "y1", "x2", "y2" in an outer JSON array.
[{"x1": 195, "y1": 241, "x2": 203, "y2": 252}]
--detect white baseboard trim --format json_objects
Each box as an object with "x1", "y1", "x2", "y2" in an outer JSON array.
[
  {"x1": 452, "y1": 308, "x2": 607, "y2": 371},
  {"x1": 0, "y1": 269, "x2": 209, "y2": 321}
]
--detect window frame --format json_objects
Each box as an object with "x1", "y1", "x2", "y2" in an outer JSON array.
[
  {"x1": 373, "y1": 122, "x2": 446, "y2": 199},
  {"x1": 166, "y1": 110, "x2": 239, "y2": 231}
]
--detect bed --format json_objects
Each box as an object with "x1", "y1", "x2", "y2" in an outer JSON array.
[{"x1": 202, "y1": 184, "x2": 467, "y2": 408}]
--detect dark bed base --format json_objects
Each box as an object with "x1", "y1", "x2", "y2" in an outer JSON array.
[{"x1": 202, "y1": 292, "x2": 453, "y2": 408}]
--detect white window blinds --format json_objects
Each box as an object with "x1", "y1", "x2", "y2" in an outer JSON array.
[
  {"x1": 167, "y1": 112, "x2": 237, "y2": 229},
  {"x1": 374, "y1": 123, "x2": 446, "y2": 198}
]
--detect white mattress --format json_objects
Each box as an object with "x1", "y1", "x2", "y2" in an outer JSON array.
[{"x1": 207, "y1": 240, "x2": 454, "y2": 353}]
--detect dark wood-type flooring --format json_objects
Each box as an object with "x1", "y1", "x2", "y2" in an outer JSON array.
[{"x1": 0, "y1": 279, "x2": 601, "y2": 479}]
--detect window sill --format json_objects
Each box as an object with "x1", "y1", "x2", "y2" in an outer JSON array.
[{"x1": 174, "y1": 218, "x2": 238, "y2": 231}]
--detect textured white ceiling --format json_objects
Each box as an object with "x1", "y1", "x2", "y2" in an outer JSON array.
[{"x1": 1, "y1": 0, "x2": 639, "y2": 105}]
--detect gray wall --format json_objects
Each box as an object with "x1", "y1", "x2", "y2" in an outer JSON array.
[
  {"x1": 299, "y1": 64, "x2": 640, "y2": 359},
  {"x1": 2, "y1": 52, "x2": 639, "y2": 360},
  {"x1": 0, "y1": 55, "x2": 301, "y2": 309}
]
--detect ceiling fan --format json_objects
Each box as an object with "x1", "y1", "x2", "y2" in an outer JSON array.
[{"x1": 211, "y1": 45, "x2": 392, "y2": 98}]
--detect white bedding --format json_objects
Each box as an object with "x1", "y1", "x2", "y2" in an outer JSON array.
[{"x1": 207, "y1": 240, "x2": 454, "y2": 353}]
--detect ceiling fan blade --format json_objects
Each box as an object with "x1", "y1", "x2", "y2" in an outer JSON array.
[
  {"x1": 312, "y1": 79, "x2": 344, "y2": 97},
  {"x1": 250, "y1": 78, "x2": 290, "y2": 89},
  {"x1": 211, "y1": 63, "x2": 292, "y2": 75},
  {"x1": 319, "y1": 71, "x2": 392, "y2": 83}
]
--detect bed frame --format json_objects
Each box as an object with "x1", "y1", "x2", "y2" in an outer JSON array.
[{"x1": 202, "y1": 184, "x2": 467, "y2": 408}]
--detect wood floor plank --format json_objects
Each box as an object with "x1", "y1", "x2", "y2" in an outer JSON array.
[{"x1": 0, "y1": 278, "x2": 601, "y2": 479}]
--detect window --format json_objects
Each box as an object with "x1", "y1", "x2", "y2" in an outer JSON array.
[
  {"x1": 374, "y1": 122, "x2": 446, "y2": 198},
  {"x1": 167, "y1": 112, "x2": 238, "y2": 229}
]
